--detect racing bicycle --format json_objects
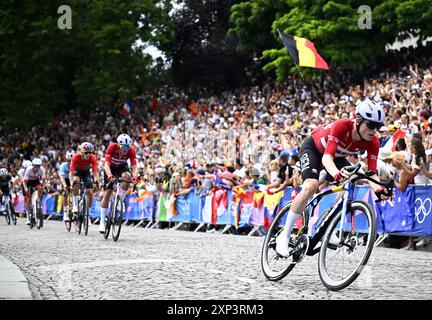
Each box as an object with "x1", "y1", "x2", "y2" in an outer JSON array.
[
  {"x1": 1, "y1": 192, "x2": 17, "y2": 225},
  {"x1": 261, "y1": 163, "x2": 394, "y2": 291},
  {"x1": 104, "y1": 178, "x2": 136, "y2": 242},
  {"x1": 28, "y1": 186, "x2": 43, "y2": 229},
  {"x1": 72, "y1": 179, "x2": 93, "y2": 236}
]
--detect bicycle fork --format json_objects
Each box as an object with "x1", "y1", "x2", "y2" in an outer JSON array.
[{"x1": 338, "y1": 182, "x2": 355, "y2": 245}]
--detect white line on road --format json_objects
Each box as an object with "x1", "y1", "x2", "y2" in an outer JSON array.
[
  {"x1": 36, "y1": 258, "x2": 178, "y2": 271},
  {"x1": 208, "y1": 269, "x2": 257, "y2": 284},
  {"x1": 235, "y1": 277, "x2": 257, "y2": 284}
]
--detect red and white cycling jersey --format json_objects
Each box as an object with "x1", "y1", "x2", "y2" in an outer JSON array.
[
  {"x1": 311, "y1": 119, "x2": 380, "y2": 173},
  {"x1": 105, "y1": 143, "x2": 137, "y2": 168},
  {"x1": 24, "y1": 166, "x2": 46, "y2": 182},
  {"x1": 70, "y1": 152, "x2": 98, "y2": 173}
]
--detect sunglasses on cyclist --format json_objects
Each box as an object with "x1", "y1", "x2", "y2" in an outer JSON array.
[
  {"x1": 365, "y1": 121, "x2": 383, "y2": 131},
  {"x1": 119, "y1": 144, "x2": 130, "y2": 151}
]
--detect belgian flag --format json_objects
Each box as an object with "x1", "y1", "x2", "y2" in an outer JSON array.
[{"x1": 277, "y1": 29, "x2": 329, "y2": 70}]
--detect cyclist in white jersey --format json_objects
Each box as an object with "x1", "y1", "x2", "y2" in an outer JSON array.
[
  {"x1": 14, "y1": 160, "x2": 32, "y2": 191},
  {"x1": 23, "y1": 158, "x2": 46, "y2": 225}
]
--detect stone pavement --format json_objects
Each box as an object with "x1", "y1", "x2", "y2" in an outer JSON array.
[
  {"x1": 0, "y1": 218, "x2": 431, "y2": 300},
  {"x1": 0, "y1": 255, "x2": 32, "y2": 299}
]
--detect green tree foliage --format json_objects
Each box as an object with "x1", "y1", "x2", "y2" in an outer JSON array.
[
  {"x1": 166, "y1": 0, "x2": 254, "y2": 91},
  {"x1": 229, "y1": 0, "x2": 432, "y2": 81},
  {"x1": 228, "y1": 0, "x2": 288, "y2": 53},
  {"x1": 0, "y1": 0, "x2": 173, "y2": 130}
]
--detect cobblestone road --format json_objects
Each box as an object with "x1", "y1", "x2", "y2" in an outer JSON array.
[{"x1": 0, "y1": 218, "x2": 431, "y2": 300}]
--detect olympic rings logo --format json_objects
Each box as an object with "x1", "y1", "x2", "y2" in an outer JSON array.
[{"x1": 414, "y1": 198, "x2": 431, "y2": 224}]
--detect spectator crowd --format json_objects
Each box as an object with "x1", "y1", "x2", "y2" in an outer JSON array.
[{"x1": 1, "y1": 45, "x2": 432, "y2": 249}]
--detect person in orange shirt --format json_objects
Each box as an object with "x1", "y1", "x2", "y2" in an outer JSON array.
[{"x1": 419, "y1": 110, "x2": 430, "y2": 136}]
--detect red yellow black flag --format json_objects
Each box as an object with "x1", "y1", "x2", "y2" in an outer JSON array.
[{"x1": 277, "y1": 29, "x2": 329, "y2": 70}]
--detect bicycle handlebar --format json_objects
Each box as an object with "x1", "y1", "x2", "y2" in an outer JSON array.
[
  {"x1": 343, "y1": 163, "x2": 393, "y2": 188},
  {"x1": 335, "y1": 162, "x2": 395, "y2": 203}
]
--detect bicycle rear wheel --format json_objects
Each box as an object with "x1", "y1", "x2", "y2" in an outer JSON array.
[
  {"x1": 104, "y1": 198, "x2": 113, "y2": 240},
  {"x1": 74, "y1": 198, "x2": 82, "y2": 235},
  {"x1": 35, "y1": 200, "x2": 43, "y2": 229},
  {"x1": 28, "y1": 212, "x2": 34, "y2": 229},
  {"x1": 83, "y1": 197, "x2": 89, "y2": 236},
  {"x1": 261, "y1": 202, "x2": 309, "y2": 281},
  {"x1": 111, "y1": 196, "x2": 124, "y2": 242},
  {"x1": 104, "y1": 215, "x2": 111, "y2": 239},
  {"x1": 11, "y1": 204, "x2": 17, "y2": 225},
  {"x1": 318, "y1": 200, "x2": 376, "y2": 291}
]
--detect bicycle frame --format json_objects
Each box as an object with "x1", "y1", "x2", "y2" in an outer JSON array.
[
  {"x1": 286, "y1": 164, "x2": 393, "y2": 256},
  {"x1": 108, "y1": 180, "x2": 128, "y2": 221},
  {"x1": 306, "y1": 182, "x2": 355, "y2": 254}
]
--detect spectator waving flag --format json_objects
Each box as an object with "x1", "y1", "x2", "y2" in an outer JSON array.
[
  {"x1": 382, "y1": 128, "x2": 406, "y2": 152},
  {"x1": 121, "y1": 101, "x2": 132, "y2": 117},
  {"x1": 277, "y1": 29, "x2": 329, "y2": 70}
]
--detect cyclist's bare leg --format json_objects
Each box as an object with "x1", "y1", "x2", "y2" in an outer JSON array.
[
  {"x1": 63, "y1": 189, "x2": 71, "y2": 221},
  {"x1": 99, "y1": 187, "x2": 112, "y2": 232},
  {"x1": 289, "y1": 178, "x2": 319, "y2": 216},
  {"x1": 118, "y1": 172, "x2": 131, "y2": 200},
  {"x1": 101, "y1": 189, "x2": 112, "y2": 209},
  {"x1": 72, "y1": 176, "x2": 80, "y2": 212},
  {"x1": 25, "y1": 197, "x2": 31, "y2": 217},
  {"x1": 276, "y1": 178, "x2": 319, "y2": 256},
  {"x1": 85, "y1": 188, "x2": 93, "y2": 210}
]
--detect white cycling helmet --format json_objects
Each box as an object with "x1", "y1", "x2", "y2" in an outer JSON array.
[
  {"x1": 66, "y1": 151, "x2": 74, "y2": 160},
  {"x1": 0, "y1": 168, "x2": 8, "y2": 176},
  {"x1": 356, "y1": 99, "x2": 385, "y2": 124},
  {"x1": 117, "y1": 133, "x2": 132, "y2": 146},
  {"x1": 22, "y1": 160, "x2": 32, "y2": 168},
  {"x1": 32, "y1": 158, "x2": 42, "y2": 166}
]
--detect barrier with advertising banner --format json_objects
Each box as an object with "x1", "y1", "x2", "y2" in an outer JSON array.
[{"x1": 14, "y1": 185, "x2": 432, "y2": 237}]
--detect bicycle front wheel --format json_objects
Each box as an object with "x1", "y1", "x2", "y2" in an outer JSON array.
[
  {"x1": 111, "y1": 196, "x2": 124, "y2": 242},
  {"x1": 82, "y1": 197, "x2": 89, "y2": 236},
  {"x1": 36, "y1": 202, "x2": 43, "y2": 230},
  {"x1": 74, "y1": 197, "x2": 83, "y2": 235},
  {"x1": 318, "y1": 200, "x2": 376, "y2": 291},
  {"x1": 104, "y1": 199, "x2": 113, "y2": 240},
  {"x1": 261, "y1": 202, "x2": 309, "y2": 281}
]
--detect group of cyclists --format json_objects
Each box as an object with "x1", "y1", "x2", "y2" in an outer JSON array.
[
  {"x1": 0, "y1": 133, "x2": 138, "y2": 236},
  {"x1": 1, "y1": 99, "x2": 393, "y2": 256}
]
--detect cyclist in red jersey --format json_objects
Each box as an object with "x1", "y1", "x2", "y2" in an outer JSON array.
[
  {"x1": 68, "y1": 142, "x2": 99, "y2": 218},
  {"x1": 276, "y1": 99, "x2": 391, "y2": 257},
  {"x1": 99, "y1": 133, "x2": 138, "y2": 233}
]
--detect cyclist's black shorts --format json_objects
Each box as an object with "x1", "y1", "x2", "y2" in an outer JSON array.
[
  {"x1": 0, "y1": 185, "x2": 11, "y2": 195},
  {"x1": 26, "y1": 180, "x2": 42, "y2": 190},
  {"x1": 24, "y1": 180, "x2": 42, "y2": 198},
  {"x1": 299, "y1": 137, "x2": 351, "y2": 182},
  {"x1": 103, "y1": 165, "x2": 131, "y2": 190},
  {"x1": 73, "y1": 170, "x2": 93, "y2": 189}
]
